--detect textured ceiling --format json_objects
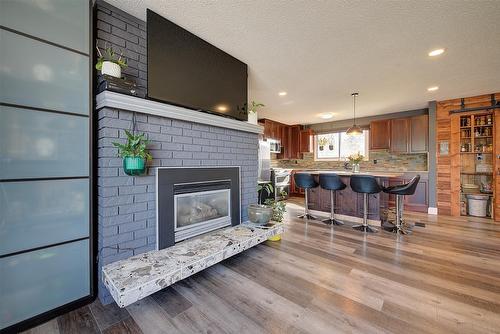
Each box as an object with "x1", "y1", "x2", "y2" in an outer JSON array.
[{"x1": 106, "y1": 0, "x2": 500, "y2": 125}]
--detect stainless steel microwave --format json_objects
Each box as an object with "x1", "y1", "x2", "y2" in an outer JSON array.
[{"x1": 269, "y1": 139, "x2": 281, "y2": 153}]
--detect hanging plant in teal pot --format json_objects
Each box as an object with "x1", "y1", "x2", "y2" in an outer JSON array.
[{"x1": 113, "y1": 130, "x2": 152, "y2": 176}]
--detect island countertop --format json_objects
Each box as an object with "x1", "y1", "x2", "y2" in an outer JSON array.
[{"x1": 295, "y1": 170, "x2": 404, "y2": 178}]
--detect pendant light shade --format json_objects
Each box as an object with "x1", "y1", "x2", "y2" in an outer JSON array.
[{"x1": 346, "y1": 92, "x2": 362, "y2": 136}]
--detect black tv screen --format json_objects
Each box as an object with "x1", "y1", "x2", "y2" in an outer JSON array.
[{"x1": 147, "y1": 10, "x2": 248, "y2": 121}]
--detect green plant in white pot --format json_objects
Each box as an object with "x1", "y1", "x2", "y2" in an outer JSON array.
[
  {"x1": 96, "y1": 43, "x2": 127, "y2": 78},
  {"x1": 112, "y1": 130, "x2": 152, "y2": 176},
  {"x1": 246, "y1": 101, "x2": 265, "y2": 125}
]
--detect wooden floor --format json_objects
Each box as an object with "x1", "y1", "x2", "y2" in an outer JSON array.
[{"x1": 23, "y1": 199, "x2": 500, "y2": 334}]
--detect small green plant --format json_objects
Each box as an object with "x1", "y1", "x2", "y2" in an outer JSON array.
[
  {"x1": 257, "y1": 183, "x2": 274, "y2": 205},
  {"x1": 112, "y1": 130, "x2": 152, "y2": 160},
  {"x1": 264, "y1": 191, "x2": 287, "y2": 223},
  {"x1": 95, "y1": 43, "x2": 127, "y2": 71},
  {"x1": 248, "y1": 101, "x2": 265, "y2": 114}
]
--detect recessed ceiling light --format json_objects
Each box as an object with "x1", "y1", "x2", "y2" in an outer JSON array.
[
  {"x1": 319, "y1": 113, "x2": 334, "y2": 119},
  {"x1": 427, "y1": 86, "x2": 439, "y2": 92},
  {"x1": 216, "y1": 105, "x2": 228, "y2": 111},
  {"x1": 278, "y1": 91, "x2": 287, "y2": 96},
  {"x1": 428, "y1": 48, "x2": 445, "y2": 57}
]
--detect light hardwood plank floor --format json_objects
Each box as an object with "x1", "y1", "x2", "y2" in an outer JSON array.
[{"x1": 22, "y1": 199, "x2": 500, "y2": 334}]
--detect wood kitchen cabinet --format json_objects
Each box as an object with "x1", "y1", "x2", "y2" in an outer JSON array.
[
  {"x1": 299, "y1": 129, "x2": 314, "y2": 153},
  {"x1": 390, "y1": 118, "x2": 410, "y2": 153},
  {"x1": 369, "y1": 120, "x2": 391, "y2": 150},
  {"x1": 410, "y1": 114, "x2": 429, "y2": 153},
  {"x1": 390, "y1": 115, "x2": 429, "y2": 153}
]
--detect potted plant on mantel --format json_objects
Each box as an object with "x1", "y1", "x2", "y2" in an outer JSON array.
[
  {"x1": 246, "y1": 101, "x2": 265, "y2": 125},
  {"x1": 96, "y1": 43, "x2": 127, "y2": 78},
  {"x1": 112, "y1": 130, "x2": 152, "y2": 176},
  {"x1": 347, "y1": 151, "x2": 364, "y2": 173}
]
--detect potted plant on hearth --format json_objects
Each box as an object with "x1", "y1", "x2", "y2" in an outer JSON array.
[
  {"x1": 264, "y1": 191, "x2": 287, "y2": 241},
  {"x1": 96, "y1": 42, "x2": 127, "y2": 78},
  {"x1": 245, "y1": 101, "x2": 265, "y2": 125},
  {"x1": 318, "y1": 137, "x2": 328, "y2": 151},
  {"x1": 347, "y1": 151, "x2": 364, "y2": 173},
  {"x1": 248, "y1": 183, "x2": 274, "y2": 225},
  {"x1": 112, "y1": 130, "x2": 152, "y2": 176}
]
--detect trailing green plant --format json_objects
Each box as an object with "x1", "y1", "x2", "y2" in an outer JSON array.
[
  {"x1": 112, "y1": 130, "x2": 152, "y2": 160},
  {"x1": 257, "y1": 183, "x2": 274, "y2": 204},
  {"x1": 95, "y1": 42, "x2": 127, "y2": 71},
  {"x1": 264, "y1": 191, "x2": 287, "y2": 223}
]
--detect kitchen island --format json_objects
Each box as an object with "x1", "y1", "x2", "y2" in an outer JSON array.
[{"x1": 295, "y1": 170, "x2": 405, "y2": 224}]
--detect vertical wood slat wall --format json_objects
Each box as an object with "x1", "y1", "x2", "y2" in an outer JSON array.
[{"x1": 436, "y1": 92, "x2": 500, "y2": 219}]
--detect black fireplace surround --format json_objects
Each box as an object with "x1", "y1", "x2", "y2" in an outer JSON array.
[{"x1": 156, "y1": 167, "x2": 240, "y2": 249}]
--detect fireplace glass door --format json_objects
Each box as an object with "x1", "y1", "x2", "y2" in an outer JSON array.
[{"x1": 174, "y1": 188, "x2": 231, "y2": 241}]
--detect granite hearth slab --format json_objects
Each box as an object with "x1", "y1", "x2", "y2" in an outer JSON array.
[{"x1": 102, "y1": 223, "x2": 284, "y2": 307}]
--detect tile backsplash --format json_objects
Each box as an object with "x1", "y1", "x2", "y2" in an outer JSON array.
[{"x1": 271, "y1": 150, "x2": 428, "y2": 171}]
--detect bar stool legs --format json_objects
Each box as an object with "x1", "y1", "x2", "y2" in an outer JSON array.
[
  {"x1": 352, "y1": 194, "x2": 378, "y2": 233},
  {"x1": 322, "y1": 190, "x2": 343, "y2": 225},
  {"x1": 391, "y1": 195, "x2": 411, "y2": 234},
  {"x1": 298, "y1": 189, "x2": 317, "y2": 220}
]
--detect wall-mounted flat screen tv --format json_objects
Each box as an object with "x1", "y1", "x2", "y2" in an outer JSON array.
[{"x1": 147, "y1": 10, "x2": 248, "y2": 121}]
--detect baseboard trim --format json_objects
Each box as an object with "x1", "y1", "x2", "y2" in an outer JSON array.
[{"x1": 427, "y1": 207, "x2": 438, "y2": 215}]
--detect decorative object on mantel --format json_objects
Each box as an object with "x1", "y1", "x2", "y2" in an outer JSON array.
[
  {"x1": 97, "y1": 74, "x2": 143, "y2": 97},
  {"x1": 95, "y1": 42, "x2": 127, "y2": 78},
  {"x1": 112, "y1": 129, "x2": 152, "y2": 176},
  {"x1": 245, "y1": 101, "x2": 265, "y2": 125},
  {"x1": 346, "y1": 92, "x2": 363, "y2": 136},
  {"x1": 347, "y1": 152, "x2": 364, "y2": 173}
]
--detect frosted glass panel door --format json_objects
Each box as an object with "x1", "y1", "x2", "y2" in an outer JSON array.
[{"x1": 0, "y1": 0, "x2": 91, "y2": 331}]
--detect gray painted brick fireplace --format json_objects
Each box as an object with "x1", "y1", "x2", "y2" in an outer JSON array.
[
  {"x1": 97, "y1": 107, "x2": 258, "y2": 304},
  {"x1": 95, "y1": 1, "x2": 259, "y2": 304}
]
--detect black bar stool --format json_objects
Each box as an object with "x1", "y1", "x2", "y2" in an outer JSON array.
[
  {"x1": 383, "y1": 175, "x2": 420, "y2": 234},
  {"x1": 350, "y1": 175, "x2": 383, "y2": 233},
  {"x1": 294, "y1": 173, "x2": 319, "y2": 220},
  {"x1": 319, "y1": 173, "x2": 346, "y2": 225}
]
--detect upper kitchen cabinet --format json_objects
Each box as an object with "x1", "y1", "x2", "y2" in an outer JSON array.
[
  {"x1": 410, "y1": 114, "x2": 429, "y2": 153},
  {"x1": 369, "y1": 120, "x2": 391, "y2": 150},
  {"x1": 299, "y1": 129, "x2": 314, "y2": 153},
  {"x1": 390, "y1": 118, "x2": 410, "y2": 153},
  {"x1": 389, "y1": 115, "x2": 428, "y2": 153},
  {"x1": 259, "y1": 119, "x2": 283, "y2": 141}
]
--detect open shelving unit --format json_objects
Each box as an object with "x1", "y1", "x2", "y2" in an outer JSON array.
[{"x1": 459, "y1": 113, "x2": 494, "y2": 217}]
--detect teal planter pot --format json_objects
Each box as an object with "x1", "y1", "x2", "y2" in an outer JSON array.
[{"x1": 123, "y1": 156, "x2": 146, "y2": 176}]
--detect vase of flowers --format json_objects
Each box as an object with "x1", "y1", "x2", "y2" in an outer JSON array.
[{"x1": 347, "y1": 152, "x2": 364, "y2": 173}]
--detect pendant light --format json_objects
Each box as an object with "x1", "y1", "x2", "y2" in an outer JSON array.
[{"x1": 346, "y1": 92, "x2": 362, "y2": 136}]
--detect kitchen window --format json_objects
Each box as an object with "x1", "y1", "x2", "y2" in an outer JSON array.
[{"x1": 314, "y1": 130, "x2": 369, "y2": 160}]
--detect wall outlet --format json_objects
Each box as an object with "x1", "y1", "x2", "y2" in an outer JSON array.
[{"x1": 373, "y1": 159, "x2": 378, "y2": 164}]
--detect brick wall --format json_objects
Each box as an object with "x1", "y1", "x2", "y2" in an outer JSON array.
[
  {"x1": 95, "y1": 2, "x2": 259, "y2": 304},
  {"x1": 96, "y1": 0, "x2": 147, "y2": 91}
]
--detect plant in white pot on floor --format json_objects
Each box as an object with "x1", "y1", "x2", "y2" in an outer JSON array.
[
  {"x1": 248, "y1": 183, "x2": 274, "y2": 225},
  {"x1": 96, "y1": 43, "x2": 127, "y2": 78}
]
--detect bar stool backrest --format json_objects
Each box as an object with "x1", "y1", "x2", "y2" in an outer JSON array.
[
  {"x1": 319, "y1": 173, "x2": 346, "y2": 191},
  {"x1": 350, "y1": 175, "x2": 382, "y2": 194},
  {"x1": 294, "y1": 173, "x2": 318, "y2": 189}
]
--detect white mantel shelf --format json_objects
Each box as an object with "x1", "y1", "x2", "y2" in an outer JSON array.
[{"x1": 96, "y1": 91, "x2": 263, "y2": 134}]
